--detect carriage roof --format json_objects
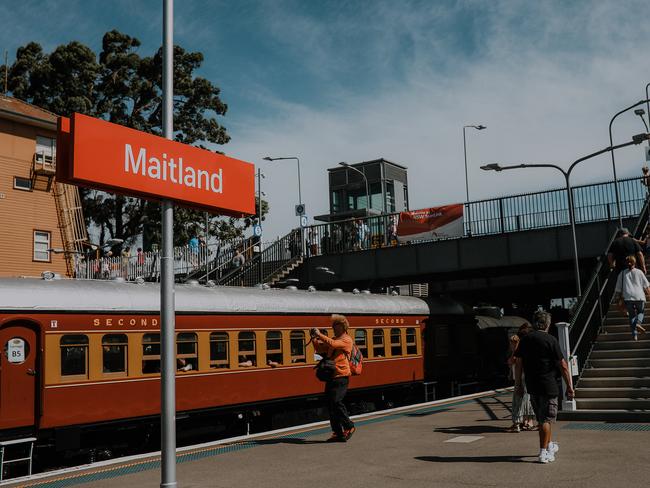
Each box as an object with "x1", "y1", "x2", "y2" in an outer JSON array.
[{"x1": 0, "y1": 278, "x2": 432, "y2": 316}]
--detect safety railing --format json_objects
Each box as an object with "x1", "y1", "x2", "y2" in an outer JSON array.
[
  {"x1": 302, "y1": 176, "x2": 647, "y2": 258},
  {"x1": 74, "y1": 243, "x2": 220, "y2": 282},
  {"x1": 220, "y1": 229, "x2": 302, "y2": 287},
  {"x1": 568, "y1": 195, "x2": 650, "y2": 376}
]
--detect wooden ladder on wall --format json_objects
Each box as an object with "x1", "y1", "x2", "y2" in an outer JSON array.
[{"x1": 53, "y1": 182, "x2": 88, "y2": 276}]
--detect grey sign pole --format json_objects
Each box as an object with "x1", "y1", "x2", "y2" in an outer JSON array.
[{"x1": 161, "y1": 0, "x2": 177, "y2": 487}]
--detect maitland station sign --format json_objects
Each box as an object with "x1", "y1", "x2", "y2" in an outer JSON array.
[{"x1": 57, "y1": 113, "x2": 255, "y2": 216}]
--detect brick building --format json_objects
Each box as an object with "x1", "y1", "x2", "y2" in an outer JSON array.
[{"x1": 0, "y1": 95, "x2": 86, "y2": 277}]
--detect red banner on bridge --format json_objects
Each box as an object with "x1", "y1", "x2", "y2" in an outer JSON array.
[{"x1": 396, "y1": 204, "x2": 464, "y2": 242}]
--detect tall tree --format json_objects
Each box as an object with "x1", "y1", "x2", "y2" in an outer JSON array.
[{"x1": 2, "y1": 30, "x2": 265, "y2": 249}]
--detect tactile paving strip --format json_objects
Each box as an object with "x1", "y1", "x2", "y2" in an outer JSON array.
[{"x1": 563, "y1": 422, "x2": 650, "y2": 432}]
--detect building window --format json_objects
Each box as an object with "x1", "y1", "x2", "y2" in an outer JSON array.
[
  {"x1": 290, "y1": 330, "x2": 306, "y2": 363},
  {"x1": 33, "y1": 230, "x2": 51, "y2": 262},
  {"x1": 35, "y1": 136, "x2": 56, "y2": 164},
  {"x1": 13, "y1": 176, "x2": 32, "y2": 191},
  {"x1": 390, "y1": 328, "x2": 402, "y2": 356},
  {"x1": 406, "y1": 328, "x2": 417, "y2": 355},
  {"x1": 209, "y1": 332, "x2": 229, "y2": 369},
  {"x1": 354, "y1": 329, "x2": 368, "y2": 358},
  {"x1": 238, "y1": 331, "x2": 256, "y2": 367},
  {"x1": 102, "y1": 334, "x2": 127, "y2": 374},
  {"x1": 142, "y1": 333, "x2": 161, "y2": 374},
  {"x1": 266, "y1": 331, "x2": 283, "y2": 367},
  {"x1": 177, "y1": 332, "x2": 198, "y2": 371},
  {"x1": 372, "y1": 329, "x2": 385, "y2": 358},
  {"x1": 60, "y1": 334, "x2": 88, "y2": 377}
]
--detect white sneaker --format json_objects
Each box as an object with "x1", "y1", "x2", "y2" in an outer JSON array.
[
  {"x1": 538, "y1": 449, "x2": 555, "y2": 464},
  {"x1": 548, "y1": 441, "x2": 559, "y2": 456}
]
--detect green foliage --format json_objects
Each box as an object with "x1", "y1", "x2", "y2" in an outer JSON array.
[{"x1": 2, "y1": 30, "x2": 265, "y2": 250}]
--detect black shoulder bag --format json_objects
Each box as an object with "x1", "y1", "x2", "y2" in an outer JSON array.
[{"x1": 315, "y1": 356, "x2": 336, "y2": 382}]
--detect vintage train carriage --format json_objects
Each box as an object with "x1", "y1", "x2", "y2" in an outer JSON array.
[{"x1": 0, "y1": 278, "x2": 429, "y2": 450}]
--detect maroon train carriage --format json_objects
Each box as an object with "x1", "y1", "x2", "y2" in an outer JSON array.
[{"x1": 0, "y1": 277, "x2": 433, "y2": 459}]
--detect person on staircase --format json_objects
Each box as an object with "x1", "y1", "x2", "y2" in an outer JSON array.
[
  {"x1": 614, "y1": 255, "x2": 650, "y2": 340},
  {"x1": 608, "y1": 228, "x2": 646, "y2": 276}
]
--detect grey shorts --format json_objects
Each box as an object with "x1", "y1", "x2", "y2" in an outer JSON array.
[{"x1": 530, "y1": 395, "x2": 558, "y2": 424}]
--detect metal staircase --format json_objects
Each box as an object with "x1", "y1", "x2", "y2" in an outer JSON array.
[
  {"x1": 53, "y1": 182, "x2": 88, "y2": 276},
  {"x1": 571, "y1": 306, "x2": 650, "y2": 420},
  {"x1": 219, "y1": 228, "x2": 304, "y2": 287},
  {"x1": 560, "y1": 195, "x2": 650, "y2": 421}
]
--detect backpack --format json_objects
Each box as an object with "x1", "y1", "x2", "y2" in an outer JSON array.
[{"x1": 349, "y1": 344, "x2": 363, "y2": 376}]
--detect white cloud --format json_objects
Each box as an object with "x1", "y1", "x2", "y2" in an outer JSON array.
[{"x1": 225, "y1": 0, "x2": 650, "y2": 240}]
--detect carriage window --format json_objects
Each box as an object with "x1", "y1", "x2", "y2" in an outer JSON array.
[
  {"x1": 102, "y1": 334, "x2": 127, "y2": 374},
  {"x1": 406, "y1": 328, "x2": 417, "y2": 355},
  {"x1": 390, "y1": 328, "x2": 402, "y2": 356},
  {"x1": 290, "y1": 330, "x2": 306, "y2": 363},
  {"x1": 177, "y1": 333, "x2": 198, "y2": 371},
  {"x1": 266, "y1": 331, "x2": 283, "y2": 367},
  {"x1": 354, "y1": 329, "x2": 367, "y2": 358},
  {"x1": 238, "y1": 331, "x2": 256, "y2": 367},
  {"x1": 372, "y1": 329, "x2": 385, "y2": 357},
  {"x1": 61, "y1": 335, "x2": 88, "y2": 377},
  {"x1": 142, "y1": 333, "x2": 161, "y2": 374},
  {"x1": 210, "y1": 332, "x2": 229, "y2": 369}
]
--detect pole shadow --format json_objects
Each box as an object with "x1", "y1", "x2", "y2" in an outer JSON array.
[
  {"x1": 434, "y1": 425, "x2": 509, "y2": 434},
  {"x1": 415, "y1": 455, "x2": 535, "y2": 464}
]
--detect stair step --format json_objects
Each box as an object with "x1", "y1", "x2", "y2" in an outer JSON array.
[
  {"x1": 578, "y1": 377, "x2": 650, "y2": 388},
  {"x1": 596, "y1": 340, "x2": 650, "y2": 350},
  {"x1": 589, "y1": 349, "x2": 650, "y2": 359},
  {"x1": 575, "y1": 398, "x2": 650, "y2": 409},
  {"x1": 602, "y1": 324, "x2": 637, "y2": 333},
  {"x1": 581, "y1": 367, "x2": 650, "y2": 378},
  {"x1": 596, "y1": 333, "x2": 650, "y2": 342},
  {"x1": 588, "y1": 358, "x2": 650, "y2": 368},
  {"x1": 575, "y1": 387, "x2": 650, "y2": 398},
  {"x1": 558, "y1": 409, "x2": 650, "y2": 422}
]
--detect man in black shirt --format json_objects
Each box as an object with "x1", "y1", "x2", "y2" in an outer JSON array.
[
  {"x1": 515, "y1": 311, "x2": 574, "y2": 464},
  {"x1": 608, "y1": 228, "x2": 645, "y2": 273}
]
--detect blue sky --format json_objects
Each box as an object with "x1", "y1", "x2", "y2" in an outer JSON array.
[{"x1": 2, "y1": 0, "x2": 650, "y2": 239}]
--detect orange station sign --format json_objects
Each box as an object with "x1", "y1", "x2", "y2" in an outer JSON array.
[{"x1": 56, "y1": 113, "x2": 255, "y2": 216}]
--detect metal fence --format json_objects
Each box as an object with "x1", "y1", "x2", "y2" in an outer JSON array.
[{"x1": 301, "y1": 176, "x2": 647, "y2": 258}]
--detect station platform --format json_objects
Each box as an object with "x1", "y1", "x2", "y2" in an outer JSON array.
[{"x1": 5, "y1": 389, "x2": 649, "y2": 488}]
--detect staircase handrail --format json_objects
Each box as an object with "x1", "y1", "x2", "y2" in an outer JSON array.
[
  {"x1": 220, "y1": 228, "x2": 302, "y2": 287},
  {"x1": 568, "y1": 195, "x2": 650, "y2": 373},
  {"x1": 188, "y1": 236, "x2": 248, "y2": 282}
]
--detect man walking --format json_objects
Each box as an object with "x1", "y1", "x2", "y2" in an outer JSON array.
[
  {"x1": 608, "y1": 228, "x2": 646, "y2": 274},
  {"x1": 515, "y1": 311, "x2": 574, "y2": 464}
]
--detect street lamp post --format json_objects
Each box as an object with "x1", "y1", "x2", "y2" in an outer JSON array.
[
  {"x1": 608, "y1": 100, "x2": 650, "y2": 227},
  {"x1": 481, "y1": 133, "x2": 650, "y2": 298},
  {"x1": 257, "y1": 169, "x2": 265, "y2": 284},
  {"x1": 339, "y1": 162, "x2": 370, "y2": 214},
  {"x1": 263, "y1": 156, "x2": 302, "y2": 222},
  {"x1": 264, "y1": 156, "x2": 304, "y2": 255},
  {"x1": 463, "y1": 124, "x2": 486, "y2": 236}
]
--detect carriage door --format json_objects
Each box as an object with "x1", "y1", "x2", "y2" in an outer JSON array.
[{"x1": 0, "y1": 324, "x2": 38, "y2": 429}]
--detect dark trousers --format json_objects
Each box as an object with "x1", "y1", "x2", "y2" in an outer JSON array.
[{"x1": 325, "y1": 377, "x2": 354, "y2": 435}]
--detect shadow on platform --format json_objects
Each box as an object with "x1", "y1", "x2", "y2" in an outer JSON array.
[
  {"x1": 248, "y1": 437, "x2": 328, "y2": 446},
  {"x1": 405, "y1": 408, "x2": 453, "y2": 417},
  {"x1": 415, "y1": 455, "x2": 535, "y2": 464},
  {"x1": 434, "y1": 425, "x2": 509, "y2": 435}
]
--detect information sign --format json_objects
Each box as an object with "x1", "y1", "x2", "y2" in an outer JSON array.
[{"x1": 56, "y1": 113, "x2": 255, "y2": 216}]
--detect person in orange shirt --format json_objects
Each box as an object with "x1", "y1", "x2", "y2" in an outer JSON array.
[{"x1": 312, "y1": 314, "x2": 356, "y2": 442}]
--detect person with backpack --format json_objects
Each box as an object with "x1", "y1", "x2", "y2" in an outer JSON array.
[{"x1": 311, "y1": 314, "x2": 356, "y2": 442}]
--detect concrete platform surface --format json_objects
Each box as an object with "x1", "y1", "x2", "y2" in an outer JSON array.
[{"x1": 6, "y1": 391, "x2": 650, "y2": 488}]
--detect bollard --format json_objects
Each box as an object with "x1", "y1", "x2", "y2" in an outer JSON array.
[{"x1": 556, "y1": 322, "x2": 577, "y2": 411}]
